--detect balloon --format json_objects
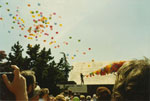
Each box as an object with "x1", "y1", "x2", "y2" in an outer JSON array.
[
  {"x1": 27, "y1": 4, "x2": 31, "y2": 7},
  {"x1": 49, "y1": 42, "x2": 53, "y2": 45},
  {"x1": 29, "y1": 44, "x2": 32, "y2": 47},
  {"x1": 9, "y1": 14, "x2": 13, "y2": 16},
  {"x1": 86, "y1": 61, "x2": 126, "y2": 77},
  {"x1": 88, "y1": 65, "x2": 91, "y2": 67},
  {"x1": 51, "y1": 37, "x2": 54, "y2": 40},
  {"x1": 53, "y1": 12, "x2": 56, "y2": 15},
  {"x1": 44, "y1": 33, "x2": 49, "y2": 36},
  {"x1": 0, "y1": 17, "x2": 3, "y2": 20},
  {"x1": 7, "y1": 9, "x2": 10, "y2": 12},
  {"x1": 28, "y1": 27, "x2": 32, "y2": 33},
  {"x1": 28, "y1": 37, "x2": 33, "y2": 39},
  {"x1": 50, "y1": 25, "x2": 53, "y2": 30},
  {"x1": 69, "y1": 36, "x2": 72, "y2": 39},
  {"x1": 83, "y1": 52, "x2": 86, "y2": 55},
  {"x1": 66, "y1": 42, "x2": 68, "y2": 45},
  {"x1": 24, "y1": 35, "x2": 27, "y2": 38},
  {"x1": 88, "y1": 48, "x2": 91, "y2": 50},
  {"x1": 29, "y1": 34, "x2": 35, "y2": 36},
  {"x1": 59, "y1": 24, "x2": 62, "y2": 27},
  {"x1": 37, "y1": 3, "x2": 41, "y2": 6}
]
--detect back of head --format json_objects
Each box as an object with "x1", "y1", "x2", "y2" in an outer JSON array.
[
  {"x1": 21, "y1": 70, "x2": 36, "y2": 98},
  {"x1": 21, "y1": 70, "x2": 36, "y2": 89},
  {"x1": 55, "y1": 94, "x2": 65, "y2": 101},
  {"x1": 112, "y1": 58, "x2": 150, "y2": 101},
  {"x1": 40, "y1": 88, "x2": 49, "y2": 99},
  {"x1": 30, "y1": 85, "x2": 41, "y2": 100},
  {"x1": 92, "y1": 94, "x2": 97, "y2": 99},
  {"x1": 96, "y1": 86, "x2": 111, "y2": 101},
  {"x1": 86, "y1": 95, "x2": 91, "y2": 100},
  {"x1": 73, "y1": 96, "x2": 80, "y2": 101},
  {"x1": 80, "y1": 95, "x2": 85, "y2": 100}
]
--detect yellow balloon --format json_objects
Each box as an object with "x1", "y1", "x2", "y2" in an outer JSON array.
[
  {"x1": 71, "y1": 57, "x2": 74, "y2": 59},
  {"x1": 49, "y1": 42, "x2": 53, "y2": 45},
  {"x1": 28, "y1": 37, "x2": 33, "y2": 39},
  {"x1": 32, "y1": 15, "x2": 35, "y2": 18},
  {"x1": 37, "y1": 14, "x2": 40, "y2": 17},
  {"x1": 29, "y1": 44, "x2": 32, "y2": 47},
  {"x1": 59, "y1": 24, "x2": 62, "y2": 27}
]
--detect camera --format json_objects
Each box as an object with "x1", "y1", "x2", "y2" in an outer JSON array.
[{"x1": 0, "y1": 63, "x2": 15, "y2": 100}]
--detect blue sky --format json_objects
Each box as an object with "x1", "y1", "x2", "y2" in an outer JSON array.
[{"x1": 0, "y1": 0, "x2": 150, "y2": 64}]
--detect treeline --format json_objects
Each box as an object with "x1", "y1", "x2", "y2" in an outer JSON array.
[{"x1": 0, "y1": 41, "x2": 73, "y2": 96}]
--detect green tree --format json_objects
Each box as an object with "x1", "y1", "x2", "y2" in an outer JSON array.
[
  {"x1": 57, "y1": 52, "x2": 73, "y2": 81},
  {"x1": 7, "y1": 41, "x2": 25, "y2": 70},
  {"x1": 6, "y1": 42, "x2": 73, "y2": 96}
]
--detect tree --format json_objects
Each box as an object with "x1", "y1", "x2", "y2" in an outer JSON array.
[
  {"x1": 6, "y1": 42, "x2": 73, "y2": 96},
  {"x1": 7, "y1": 41, "x2": 25, "y2": 70},
  {"x1": 57, "y1": 52, "x2": 73, "y2": 81}
]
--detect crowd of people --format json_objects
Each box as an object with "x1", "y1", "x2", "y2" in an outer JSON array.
[{"x1": 0, "y1": 58, "x2": 150, "y2": 101}]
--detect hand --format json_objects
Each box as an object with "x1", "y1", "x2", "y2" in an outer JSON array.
[{"x1": 2, "y1": 65, "x2": 28, "y2": 101}]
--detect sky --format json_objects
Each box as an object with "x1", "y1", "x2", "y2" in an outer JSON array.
[{"x1": 0, "y1": 0, "x2": 150, "y2": 66}]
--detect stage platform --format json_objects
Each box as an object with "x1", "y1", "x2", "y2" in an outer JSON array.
[{"x1": 57, "y1": 84, "x2": 114, "y2": 96}]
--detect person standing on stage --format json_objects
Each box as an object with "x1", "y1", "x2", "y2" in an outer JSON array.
[{"x1": 80, "y1": 73, "x2": 84, "y2": 85}]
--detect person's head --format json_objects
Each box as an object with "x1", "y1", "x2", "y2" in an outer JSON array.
[
  {"x1": 92, "y1": 94, "x2": 96, "y2": 99},
  {"x1": 73, "y1": 96, "x2": 80, "y2": 101},
  {"x1": 64, "y1": 90, "x2": 69, "y2": 96},
  {"x1": 112, "y1": 58, "x2": 150, "y2": 101},
  {"x1": 39, "y1": 88, "x2": 49, "y2": 101},
  {"x1": 80, "y1": 95, "x2": 85, "y2": 101},
  {"x1": 21, "y1": 70, "x2": 36, "y2": 98},
  {"x1": 86, "y1": 95, "x2": 91, "y2": 101},
  {"x1": 96, "y1": 86, "x2": 111, "y2": 101},
  {"x1": 55, "y1": 94, "x2": 65, "y2": 101},
  {"x1": 30, "y1": 85, "x2": 41, "y2": 101},
  {"x1": 68, "y1": 90, "x2": 73, "y2": 97}
]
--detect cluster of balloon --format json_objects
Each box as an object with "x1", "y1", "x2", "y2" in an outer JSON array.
[{"x1": 0, "y1": 1, "x2": 93, "y2": 63}]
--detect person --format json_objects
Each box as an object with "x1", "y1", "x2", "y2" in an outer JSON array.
[
  {"x1": 80, "y1": 95, "x2": 85, "y2": 101},
  {"x1": 80, "y1": 73, "x2": 84, "y2": 85},
  {"x1": 112, "y1": 58, "x2": 150, "y2": 101},
  {"x1": 72, "y1": 96, "x2": 80, "y2": 101},
  {"x1": 91, "y1": 94, "x2": 97, "y2": 101},
  {"x1": 86, "y1": 95, "x2": 91, "y2": 101},
  {"x1": 2, "y1": 65, "x2": 28, "y2": 100},
  {"x1": 21, "y1": 70, "x2": 37, "y2": 100},
  {"x1": 55, "y1": 94, "x2": 65, "y2": 101},
  {"x1": 63, "y1": 90, "x2": 70, "y2": 101},
  {"x1": 31, "y1": 85, "x2": 41, "y2": 101},
  {"x1": 96, "y1": 86, "x2": 111, "y2": 101},
  {"x1": 39, "y1": 88, "x2": 50, "y2": 101}
]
